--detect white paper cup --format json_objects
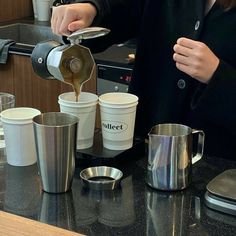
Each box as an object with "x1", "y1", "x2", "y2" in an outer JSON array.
[
  {"x1": 99, "y1": 92, "x2": 138, "y2": 150},
  {"x1": 0, "y1": 107, "x2": 41, "y2": 166},
  {"x1": 32, "y1": 0, "x2": 38, "y2": 19},
  {"x1": 36, "y1": 0, "x2": 51, "y2": 21},
  {"x1": 58, "y1": 92, "x2": 98, "y2": 149},
  {"x1": 0, "y1": 93, "x2": 15, "y2": 163}
]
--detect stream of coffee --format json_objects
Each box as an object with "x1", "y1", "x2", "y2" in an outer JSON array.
[
  {"x1": 64, "y1": 74, "x2": 81, "y2": 102},
  {"x1": 63, "y1": 55, "x2": 95, "y2": 102}
]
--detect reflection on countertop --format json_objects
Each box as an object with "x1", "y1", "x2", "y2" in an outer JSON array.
[{"x1": 1, "y1": 155, "x2": 236, "y2": 235}]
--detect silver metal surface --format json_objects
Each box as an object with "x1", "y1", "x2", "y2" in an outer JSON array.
[
  {"x1": 46, "y1": 44, "x2": 95, "y2": 85},
  {"x1": 207, "y1": 169, "x2": 236, "y2": 201},
  {"x1": 147, "y1": 123, "x2": 205, "y2": 191},
  {"x1": 33, "y1": 112, "x2": 78, "y2": 193},
  {"x1": 147, "y1": 190, "x2": 187, "y2": 235},
  {"x1": 80, "y1": 166, "x2": 123, "y2": 190},
  {"x1": 204, "y1": 170, "x2": 236, "y2": 216},
  {"x1": 0, "y1": 23, "x2": 63, "y2": 46},
  {"x1": 67, "y1": 27, "x2": 110, "y2": 45},
  {"x1": 205, "y1": 191, "x2": 236, "y2": 216}
]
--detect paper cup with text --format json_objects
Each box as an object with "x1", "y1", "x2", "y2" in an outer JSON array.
[
  {"x1": 99, "y1": 92, "x2": 138, "y2": 150},
  {"x1": 0, "y1": 107, "x2": 41, "y2": 166},
  {"x1": 58, "y1": 92, "x2": 98, "y2": 150}
]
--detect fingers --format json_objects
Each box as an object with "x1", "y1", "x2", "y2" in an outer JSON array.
[
  {"x1": 173, "y1": 37, "x2": 203, "y2": 66},
  {"x1": 173, "y1": 38, "x2": 202, "y2": 79},
  {"x1": 51, "y1": 5, "x2": 80, "y2": 36},
  {"x1": 51, "y1": 3, "x2": 97, "y2": 36},
  {"x1": 173, "y1": 43, "x2": 192, "y2": 55},
  {"x1": 173, "y1": 52, "x2": 189, "y2": 65},
  {"x1": 173, "y1": 37, "x2": 202, "y2": 56},
  {"x1": 176, "y1": 37, "x2": 197, "y2": 49},
  {"x1": 68, "y1": 21, "x2": 84, "y2": 32},
  {"x1": 173, "y1": 41, "x2": 192, "y2": 67},
  {"x1": 173, "y1": 37, "x2": 220, "y2": 83},
  {"x1": 51, "y1": 6, "x2": 67, "y2": 35},
  {"x1": 59, "y1": 13, "x2": 75, "y2": 36},
  {"x1": 176, "y1": 61, "x2": 199, "y2": 79},
  {"x1": 51, "y1": 7, "x2": 57, "y2": 33}
]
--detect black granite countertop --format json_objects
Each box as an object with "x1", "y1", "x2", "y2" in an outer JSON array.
[
  {"x1": 1, "y1": 154, "x2": 236, "y2": 236},
  {"x1": 1, "y1": 19, "x2": 236, "y2": 235}
]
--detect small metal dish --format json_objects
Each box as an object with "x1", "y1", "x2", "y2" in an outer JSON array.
[{"x1": 80, "y1": 166, "x2": 123, "y2": 191}]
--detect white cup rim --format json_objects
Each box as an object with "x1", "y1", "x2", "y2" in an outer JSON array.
[
  {"x1": 58, "y1": 92, "x2": 98, "y2": 105},
  {"x1": 99, "y1": 92, "x2": 138, "y2": 106},
  {"x1": 0, "y1": 107, "x2": 41, "y2": 124},
  {"x1": 99, "y1": 101, "x2": 138, "y2": 109}
]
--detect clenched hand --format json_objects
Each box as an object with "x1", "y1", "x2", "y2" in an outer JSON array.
[
  {"x1": 173, "y1": 37, "x2": 219, "y2": 84},
  {"x1": 51, "y1": 3, "x2": 97, "y2": 36}
]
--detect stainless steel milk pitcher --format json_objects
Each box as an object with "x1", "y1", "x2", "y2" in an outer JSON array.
[{"x1": 147, "y1": 124, "x2": 205, "y2": 191}]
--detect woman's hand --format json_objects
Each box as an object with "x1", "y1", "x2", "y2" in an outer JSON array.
[
  {"x1": 173, "y1": 37, "x2": 219, "y2": 83},
  {"x1": 51, "y1": 3, "x2": 97, "y2": 36}
]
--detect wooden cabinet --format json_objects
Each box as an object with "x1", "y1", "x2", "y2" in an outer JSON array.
[
  {"x1": 0, "y1": 54, "x2": 97, "y2": 112},
  {"x1": 0, "y1": 0, "x2": 33, "y2": 23},
  {"x1": 0, "y1": 1, "x2": 101, "y2": 128}
]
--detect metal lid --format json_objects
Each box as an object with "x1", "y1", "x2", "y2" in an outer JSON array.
[{"x1": 67, "y1": 27, "x2": 110, "y2": 45}]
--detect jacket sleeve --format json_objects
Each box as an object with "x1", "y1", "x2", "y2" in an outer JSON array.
[
  {"x1": 72, "y1": 0, "x2": 145, "y2": 45},
  {"x1": 56, "y1": 0, "x2": 145, "y2": 51},
  {"x1": 191, "y1": 60, "x2": 236, "y2": 135}
]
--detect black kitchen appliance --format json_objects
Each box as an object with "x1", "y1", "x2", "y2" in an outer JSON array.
[
  {"x1": 93, "y1": 41, "x2": 136, "y2": 95},
  {"x1": 205, "y1": 169, "x2": 236, "y2": 216}
]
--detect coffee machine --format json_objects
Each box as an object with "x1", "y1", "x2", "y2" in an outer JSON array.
[{"x1": 31, "y1": 27, "x2": 110, "y2": 84}]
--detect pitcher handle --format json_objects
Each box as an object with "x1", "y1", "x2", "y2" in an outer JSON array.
[{"x1": 192, "y1": 129, "x2": 205, "y2": 164}]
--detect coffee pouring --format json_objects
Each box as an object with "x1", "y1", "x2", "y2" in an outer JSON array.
[{"x1": 31, "y1": 27, "x2": 110, "y2": 101}]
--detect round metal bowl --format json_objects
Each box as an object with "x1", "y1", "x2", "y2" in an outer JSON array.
[{"x1": 80, "y1": 166, "x2": 123, "y2": 190}]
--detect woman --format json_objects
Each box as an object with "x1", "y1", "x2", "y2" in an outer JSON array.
[{"x1": 51, "y1": 0, "x2": 236, "y2": 159}]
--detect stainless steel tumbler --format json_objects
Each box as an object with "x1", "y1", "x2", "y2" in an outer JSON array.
[
  {"x1": 147, "y1": 124, "x2": 204, "y2": 191},
  {"x1": 33, "y1": 112, "x2": 78, "y2": 193}
]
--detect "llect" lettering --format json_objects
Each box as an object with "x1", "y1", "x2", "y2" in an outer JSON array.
[{"x1": 102, "y1": 123, "x2": 123, "y2": 130}]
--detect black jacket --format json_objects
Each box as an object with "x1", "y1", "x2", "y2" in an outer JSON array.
[{"x1": 72, "y1": 0, "x2": 236, "y2": 159}]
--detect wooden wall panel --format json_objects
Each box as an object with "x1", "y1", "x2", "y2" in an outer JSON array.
[
  {"x1": 12, "y1": 55, "x2": 63, "y2": 112},
  {"x1": 12, "y1": 55, "x2": 34, "y2": 107},
  {"x1": 0, "y1": 0, "x2": 33, "y2": 23},
  {"x1": 1, "y1": 53, "x2": 99, "y2": 126},
  {"x1": 0, "y1": 57, "x2": 14, "y2": 94},
  {"x1": 32, "y1": 74, "x2": 64, "y2": 112},
  {"x1": 10, "y1": 55, "x2": 97, "y2": 114}
]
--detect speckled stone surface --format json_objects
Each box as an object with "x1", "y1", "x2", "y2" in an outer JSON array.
[{"x1": 1, "y1": 155, "x2": 236, "y2": 236}]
